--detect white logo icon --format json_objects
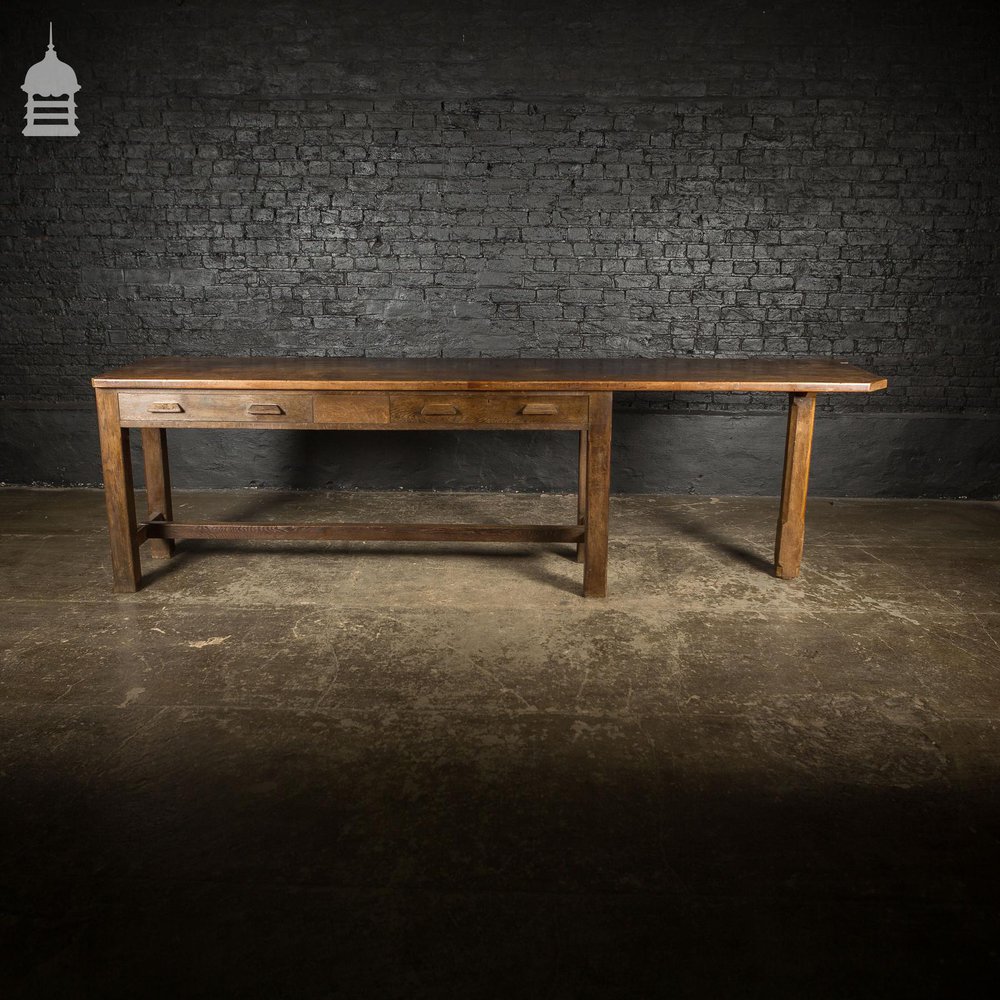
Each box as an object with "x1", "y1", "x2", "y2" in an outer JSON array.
[{"x1": 22, "y1": 23, "x2": 80, "y2": 137}]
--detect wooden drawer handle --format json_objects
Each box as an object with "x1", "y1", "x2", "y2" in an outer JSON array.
[
  {"x1": 520, "y1": 403, "x2": 559, "y2": 416},
  {"x1": 247, "y1": 403, "x2": 285, "y2": 416},
  {"x1": 420, "y1": 403, "x2": 459, "y2": 416},
  {"x1": 148, "y1": 402, "x2": 184, "y2": 413}
]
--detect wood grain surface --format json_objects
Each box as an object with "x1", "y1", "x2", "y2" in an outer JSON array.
[{"x1": 93, "y1": 356, "x2": 887, "y2": 393}]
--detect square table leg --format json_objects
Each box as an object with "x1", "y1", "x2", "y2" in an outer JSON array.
[
  {"x1": 583, "y1": 393, "x2": 612, "y2": 597},
  {"x1": 774, "y1": 391, "x2": 817, "y2": 580},
  {"x1": 95, "y1": 389, "x2": 141, "y2": 592},
  {"x1": 141, "y1": 427, "x2": 175, "y2": 559},
  {"x1": 576, "y1": 429, "x2": 587, "y2": 563}
]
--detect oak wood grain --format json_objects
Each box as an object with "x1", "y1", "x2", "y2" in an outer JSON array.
[
  {"x1": 93, "y1": 356, "x2": 888, "y2": 393},
  {"x1": 577, "y1": 429, "x2": 587, "y2": 564},
  {"x1": 144, "y1": 521, "x2": 584, "y2": 543},
  {"x1": 140, "y1": 427, "x2": 174, "y2": 559},
  {"x1": 96, "y1": 388, "x2": 141, "y2": 592},
  {"x1": 93, "y1": 355, "x2": 888, "y2": 599},
  {"x1": 313, "y1": 392, "x2": 390, "y2": 425},
  {"x1": 584, "y1": 393, "x2": 613, "y2": 597},
  {"x1": 118, "y1": 390, "x2": 313, "y2": 424},
  {"x1": 388, "y1": 391, "x2": 589, "y2": 427},
  {"x1": 775, "y1": 392, "x2": 817, "y2": 580}
]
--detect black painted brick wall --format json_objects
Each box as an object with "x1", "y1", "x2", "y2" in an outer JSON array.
[{"x1": 1, "y1": 0, "x2": 998, "y2": 423}]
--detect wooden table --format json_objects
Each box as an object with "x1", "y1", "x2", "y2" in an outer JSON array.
[{"x1": 92, "y1": 357, "x2": 887, "y2": 597}]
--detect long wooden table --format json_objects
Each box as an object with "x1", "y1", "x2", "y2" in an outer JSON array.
[{"x1": 92, "y1": 357, "x2": 887, "y2": 597}]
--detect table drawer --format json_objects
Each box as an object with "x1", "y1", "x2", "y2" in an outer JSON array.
[
  {"x1": 118, "y1": 390, "x2": 314, "y2": 425},
  {"x1": 388, "y1": 392, "x2": 588, "y2": 428}
]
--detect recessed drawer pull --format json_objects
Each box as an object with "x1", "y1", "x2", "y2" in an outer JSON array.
[
  {"x1": 420, "y1": 403, "x2": 459, "y2": 416},
  {"x1": 520, "y1": 403, "x2": 559, "y2": 416},
  {"x1": 148, "y1": 402, "x2": 184, "y2": 413},
  {"x1": 247, "y1": 403, "x2": 285, "y2": 416}
]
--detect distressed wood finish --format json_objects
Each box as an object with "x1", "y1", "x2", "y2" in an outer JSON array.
[
  {"x1": 577, "y1": 429, "x2": 588, "y2": 564},
  {"x1": 95, "y1": 389, "x2": 141, "y2": 592},
  {"x1": 118, "y1": 389, "x2": 313, "y2": 425},
  {"x1": 93, "y1": 355, "x2": 887, "y2": 597},
  {"x1": 146, "y1": 522, "x2": 583, "y2": 543},
  {"x1": 140, "y1": 427, "x2": 174, "y2": 559},
  {"x1": 313, "y1": 391, "x2": 390, "y2": 425},
  {"x1": 775, "y1": 392, "x2": 817, "y2": 580},
  {"x1": 584, "y1": 393, "x2": 613, "y2": 597},
  {"x1": 94, "y1": 356, "x2": 888, "y2": 394},
  {"x1": 388, "y1": 391, "x2": 588, "y2": 428}
]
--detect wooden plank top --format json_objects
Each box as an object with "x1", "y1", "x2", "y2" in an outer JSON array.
[{"x1": 93, "y1": 356, "x2": 888, "y2": 393}]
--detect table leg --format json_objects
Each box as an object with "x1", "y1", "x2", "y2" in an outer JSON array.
[
  {"x1": 774, "y1": 391, "x2": 816, "y2": 580},
  {"x1": 583, "y1": 393, "x2": 612, "y2": 597},
  {"x1": 576, "y1": 429, "x2": 587, "y2": 563},
  {"x1": 141, "y1": 427, "x2": 175, "y2": 559},
  {"x1": 95, "y1": 389, "x2": 141, "y2": 592}
]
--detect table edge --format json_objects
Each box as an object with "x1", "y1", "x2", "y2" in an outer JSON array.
[{"x1": 93, "y1": 376, "x2": 889, "y2": 393}]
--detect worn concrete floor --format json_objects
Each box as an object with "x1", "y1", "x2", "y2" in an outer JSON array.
[{"x1": 1, "y1": 487, "x2": 999, "y2": 998}]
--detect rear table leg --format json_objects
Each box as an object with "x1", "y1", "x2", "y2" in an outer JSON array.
[
  {"x1": 141, "y1": 427, "x2": 175, "y2": 559},
  {"x1": 774, "y1": 392, "x2": 817, "y2": 580}
]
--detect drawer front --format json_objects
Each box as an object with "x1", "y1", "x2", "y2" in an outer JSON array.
[
  {"x1": 388, "y1": 392, "x2": 588, "y2": 428},
  {"x1": 118, "y1": 390, "x2": 314, "y2": 425},
  {"x1": 314, "y1": 392, "x2": 390, "y2": 425}
]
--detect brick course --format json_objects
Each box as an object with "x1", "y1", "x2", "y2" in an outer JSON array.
[{"x1": 1, "y1": 0, "x2": 998, "y2": 421}]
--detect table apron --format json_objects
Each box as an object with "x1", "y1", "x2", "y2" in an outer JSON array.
[{"x1": 115, "y1": 389, "x2": 590, "y2": 430}]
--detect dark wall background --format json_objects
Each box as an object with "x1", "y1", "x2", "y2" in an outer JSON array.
[{"x1": 1, "y1": 0, "x2": 998, "y2": 495}]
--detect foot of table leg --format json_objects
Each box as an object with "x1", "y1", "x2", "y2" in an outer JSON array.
[
  {"x1": 774, "y1": 392, "x2": 816, "y2": 580},
  {"x1": 96, "y1": 389, "x2": 141, "y2": 592},
  {"x1": 583, "y1": 394, "x2": 612, "y2": 597},
  {"x1": 576, "y1": 429, "x2": 587, "y2": 563},
  {"x1": 141, "y1": 427, "x2": 175, "y2": 559}
]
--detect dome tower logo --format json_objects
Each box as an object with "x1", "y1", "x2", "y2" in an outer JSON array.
[{"x1": 22, "y1": 23, "x2": 81, "y2": 137}]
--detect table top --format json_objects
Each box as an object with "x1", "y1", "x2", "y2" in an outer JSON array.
[{"x1": 93, "y1": 356, "x2": 888, "y2": 393}]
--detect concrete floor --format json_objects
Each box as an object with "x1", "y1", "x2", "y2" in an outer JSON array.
[{"x1": 1, "y1": 487, "x2": 999, "y2": 998}]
